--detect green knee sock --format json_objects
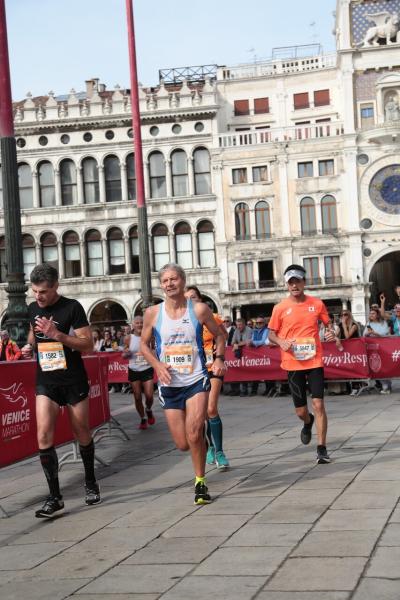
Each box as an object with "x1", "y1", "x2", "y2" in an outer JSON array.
[{"x1": 209, "y1": 415, "x2": 223, "y2": 453}]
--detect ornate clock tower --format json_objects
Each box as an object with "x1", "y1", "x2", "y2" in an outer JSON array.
[{"x1": 336, "y1": 0, "x2": 400, "y2": 305}]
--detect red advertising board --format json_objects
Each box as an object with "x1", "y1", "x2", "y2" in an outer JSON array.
[{"x1": 0, "y1": 354, "x2": 110, "y2": 468}]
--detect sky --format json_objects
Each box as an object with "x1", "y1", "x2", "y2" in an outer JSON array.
[{"x1": 6, "y1": 0, "x2": 337, "y2": 101}]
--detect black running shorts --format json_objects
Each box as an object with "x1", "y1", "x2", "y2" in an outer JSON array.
[
  {"x1": 36, "y1": 380, "x2": 90, "y2": 407},
  {"x1": 128, "y1": 367, "x2": 154, "y2": 383},
  {"x1": 287, "y1": 367, "x2": 324, "y2": 408}
]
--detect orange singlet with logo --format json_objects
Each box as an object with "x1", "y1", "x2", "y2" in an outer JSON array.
[
  {"x1": 268, "y1": 295, "x2": 330, "y2": 371},
  {"x1": 203, "y1": 314, "x2": 224, "y2": 371}
]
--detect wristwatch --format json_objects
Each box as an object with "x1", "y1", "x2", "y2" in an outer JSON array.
[{"x1": 215, "y1": 354, "x2": 225, "y2": 360}]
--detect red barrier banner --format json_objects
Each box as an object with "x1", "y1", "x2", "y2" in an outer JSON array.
[
  {"x1": 365, "y1": 337, "x2": 400, "y2": 379},
  {"x1": 103, "y1": 339, "x2": 400, "y2": 384},
  {"x1": 0, "y1": 354, "x2": 110, "y2": 468},
  {"x1": 107, "y1": 351, "x2": 129, "y2": 383}
]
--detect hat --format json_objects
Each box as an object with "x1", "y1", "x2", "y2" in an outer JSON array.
[{"x1": 284, "y1": 269, "x2": 306, "y2": 283}]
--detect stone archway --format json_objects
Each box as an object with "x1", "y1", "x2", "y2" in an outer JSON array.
[
  {"x1": 133, "y1": 297, "x2": 163, "y2": 317},
  {"x1": 369, "y1": 250, "x2": 400, "y2": 306},
  {"x1": 89, "y1": 300, "x2": 128, "y2": 329}
]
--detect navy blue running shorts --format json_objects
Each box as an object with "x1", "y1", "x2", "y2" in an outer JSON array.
[{"x1": 159, "y1": 376, "x2": 211, "y2": 410}]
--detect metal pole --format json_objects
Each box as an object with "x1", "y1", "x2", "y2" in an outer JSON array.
[
  {"x1": 0, "y1": 0, "x2": 29, "y2": 344},
  {"x1": 125, "y1": 0, "x2": 153, "y2": 308}
]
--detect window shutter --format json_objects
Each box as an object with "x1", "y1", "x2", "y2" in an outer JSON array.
[
  {"x1": 234, "y1": 99, "x2": 250, "y2": 116},
  {"x1": 293, "y1": 92, "x2": 309, "y2": 109},
  {"x1": 254, "y1": 97, "x2": 269, "y2": 114},
  {"x1": 314, "y1": 89, "x2": 330, "y2": 107}
]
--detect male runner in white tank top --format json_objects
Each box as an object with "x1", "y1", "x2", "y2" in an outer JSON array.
[{"x1": 140, "y1": 263, "x2": 226, "y2": 505}]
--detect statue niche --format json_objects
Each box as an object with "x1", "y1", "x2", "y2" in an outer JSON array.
[
  {"x1": 362, "y1": 12, "x2": 400, "y2": 47},
  {"x1": 384, "y1": 92, "x2": 400, "y2": 122}
]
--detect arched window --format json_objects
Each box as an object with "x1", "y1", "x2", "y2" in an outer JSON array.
[
  {"x1": 107, "y1": 227, "x2": 125, "y2": 274},
  {"x1": 82, "y1": 157, "x2": 99, "y2": 204},
  {"x1": 152, "y1": 224, "x2": 169, "y2": 271},
  {"x1": 104, "y1": 155, "x2": 122, "y2": 202},
  {"x1": 129, "y1": 226, "x2": 139, "y2": 273},
  {"x1": 86, "y1": 229, "x2": 103, "y2": 276},
  {"x1": 38, "y1": 161, "x2": 55, "y2": 207},
  {"x1": 40, "y1": 232, "x2": 58, "y2": 271},
  {"x1": 300, "y1": 197, "x2": 316, "y2": 235},
  {"x1": 126, "y1": 153, "x2": 136, "y2": 200},
  {"x1": 0, "y1": 236, "x2": 5, "y2": 282},
  {"x1": 193, "y1": 147, "x2": 211, "y2": 195},
  {"x1": 63, "y1": 230, "x2": 81, "y2": 278},
  {"x1": 197, "y1": 220, "x2": 215, "y2": 268},
  {"x1": 60, "y1": 159, "x2": 77, "y2": 206},
  {"x1": 149, "y1": 151, "x2": 166, "y2": 198},
  {"x1": 235, "y1": 202, "x2": 250, "y2": 240},
  {"x1": 22, "y1": 234, "x2": 35, "y2": 279},
  {"x1": 255, "y1": 201, "x2": 271, "y2": 239},
  {"x1": 18, "y1": 164, "x2": 33, "y2": 208},
  {"x1": 321, "y1": 195, "x2": 338, "y2": 233},
  {"x1": 174, "y1": 222, "x2": 192, "y2": 268},
  {"x1": 171, "y1": 150, "x2": 188, "y2": 196}
]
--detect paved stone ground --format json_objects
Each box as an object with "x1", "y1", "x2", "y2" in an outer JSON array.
[{"x1": 1, "y1": 384, "x2": 400, "y2": 600}]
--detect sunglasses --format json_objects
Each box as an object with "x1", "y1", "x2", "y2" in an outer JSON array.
[
  {"x1": 256, "y1": 321, "x2": 264, "y2": 324},
  {"x1": 341, "y1": 313, "x2": 349, "y2": 316}
]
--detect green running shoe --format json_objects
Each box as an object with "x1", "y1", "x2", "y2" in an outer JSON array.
[
  {"x1": 206, "y1": 446, "x2": 216, "y2": 465},
  {"x1": 216, "y1": 451, "x2": 230, "y2": 469}
]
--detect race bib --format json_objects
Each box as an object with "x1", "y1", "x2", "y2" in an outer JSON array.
[
  {"x1": 164, "y1": 344, "x2": 193, "y2": 374},
  {"x1": 205, "y1": 350, "x2": 214, "y2": 367},
  {"x1": 292, "y1": 338, "x2": 316, "y2": 361},
  {"x1": 38, "y1": 342, "x2": 67, "y2": 371},
  {"x1": 133, "y1": 352, "x2": 148, "y2": 367}
]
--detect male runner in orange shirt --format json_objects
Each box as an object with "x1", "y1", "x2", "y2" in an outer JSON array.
[{"x1": 268, "y1": 264, "x2": 335, "y2": 464}]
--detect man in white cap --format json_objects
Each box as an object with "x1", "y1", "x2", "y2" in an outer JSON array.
[{"x1": 268, "y1": 264, "x2": 335, "y2": 464}]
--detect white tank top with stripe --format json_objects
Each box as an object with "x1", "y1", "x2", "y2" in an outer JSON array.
[
  {"x1": 128, "y1": 334, "x2": 150, "y2": 372},
  {"x1": 153, "y1": 299, "x2": 207, "y2": 387}
]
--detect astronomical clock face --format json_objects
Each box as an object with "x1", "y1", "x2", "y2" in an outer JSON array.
[{"x1": 369, "y1": 165, "x2": 400, "y2": 214}]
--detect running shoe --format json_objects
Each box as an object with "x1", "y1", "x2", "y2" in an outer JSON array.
[
  {"x1": 194, "y1": 481, "x2": 212, "y2": 505},
  {"x1": 85, "y1": 482, "x2": 101, "y2": 505},
  {"x1": 35, "y1": 495, "x2": 64, "y2": 518},
  {"x1": 146, "y1": 410, "x2": 156, "y2": 425},
  {"x1": 139, "y1": 419, "x2": 148, "y2": 430},
  {"x1": 380, "y1": 389, "x2": 391, "y2": 395},
  {"x1": 206, "y1": 446, "x2": 216, "y2": 465},
  {"x1": 316, "y1": 446, "x2": 331, "y2": 464},
  {"x1": 300, "y1": 413, "x2": 314, "y2": 445},
  {"x1": 215, "y1": 451, "x2": 229, "y2": 469}
]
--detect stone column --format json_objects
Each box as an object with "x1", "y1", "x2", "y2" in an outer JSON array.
[
  {"x1": 149, "y1": 234, "x2": 155, "y2": 272},
  {"x1": 165, "y1": 159, "x2": 172, "y2": 198},
  {"x1": 57, "y1": 241, "x2": 65, "y2": 279},
  {"x1": 102, "y1": 238, "x2": 109, "y2": 275},
  {"x1": 77, "y1": 166, "x2": 84, "y2": 204},
  {"x1": 124, "y1": 236, "x2": 131, "y2": 273},
  {"x1": 169, "y1": 233, "x2": 176, "y2": 262},
  {"x1": 54, "y1": 169, "x2": 62, "y2": 206},
  {"x1": 32, "y1": 171, "x2": 40, "y2": 208},
  {"x1": 191, "y1": 230, "x2": 199, "y2": 268},
  {"x1": 35, "y1": 243, "x2": 41, "y2": 266},
  {"x1": 144, "y1": 161, "x2": 150, "y2": 199},
  {"x1": 188, "y1": 157, "x2": 195, "y2": 196},
  {"x1": 120, "y1": 163, "x2": 128, "y2": 202},
  {"x1": 277, "y1": 156, "x2": 291, "y2": 236},
  {"x1": 98, "y1": 166, "x2": 106, "y2": 203},
  {"x1": 80, "y1": 241, "x2": 86, "y2": 276}
]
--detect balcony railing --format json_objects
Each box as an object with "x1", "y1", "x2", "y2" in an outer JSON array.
[
  {"x1": 235, "y1": 233, "x2": 272, "y2": 241},
  {"x1": 219, "y1": 122, "x2": 343, "y2": 149},
  {"x1": 259, "y1": 279, "x2": 276, "y2": 289},
  {"x1": 307, "y1": 277, "x2": 322, "y2": 286},
  {"x1": 218, "y1": 53, "x2": 336, "y2": 81},
  {"x1": 325, "y1": 275, "x2": 343, "y2": 285},
  {"x1": 238, "y1": 281, "x2": 256, "y2": 290}
]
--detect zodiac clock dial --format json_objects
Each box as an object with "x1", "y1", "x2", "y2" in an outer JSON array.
[{"x1": 369, "y1": 165, "x2": 400, "y2": 215}]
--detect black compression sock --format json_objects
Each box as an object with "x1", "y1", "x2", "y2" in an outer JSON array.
[
  {"x1": 39, "y1": 446, "x2": 61, "y2": 498},
  {"x1": 79, "y1": 439, "x2": 96, "y2": 485}
]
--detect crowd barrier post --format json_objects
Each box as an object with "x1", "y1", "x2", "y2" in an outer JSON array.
[
  {"x1": 58, "y1": 440, "x2": 108, "y2": 470},
  {"x1": 92, "y1": 415, "x2": 130, "y2": 444}
]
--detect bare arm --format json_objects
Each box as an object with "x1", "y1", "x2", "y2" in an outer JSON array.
[
  {"x1": 196, "y1": 303, "x2": 226, "y2": 375},
  {"x1": 21, "y1": 326, "x2": 37, "y2": 358},
  {"x1": 140, "y1": 306, "x2": 172, "y2": 385},
  {"x1": 34, "y1": 316, "x2": 93, "y2": 353},
  {"x1": 268, "y1": 329, "x2": 294, "y2": 352}
]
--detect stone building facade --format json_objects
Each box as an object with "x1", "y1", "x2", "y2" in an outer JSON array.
[{"x1": 1, "y1": 0, "x2": 400, "y2": 326}]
